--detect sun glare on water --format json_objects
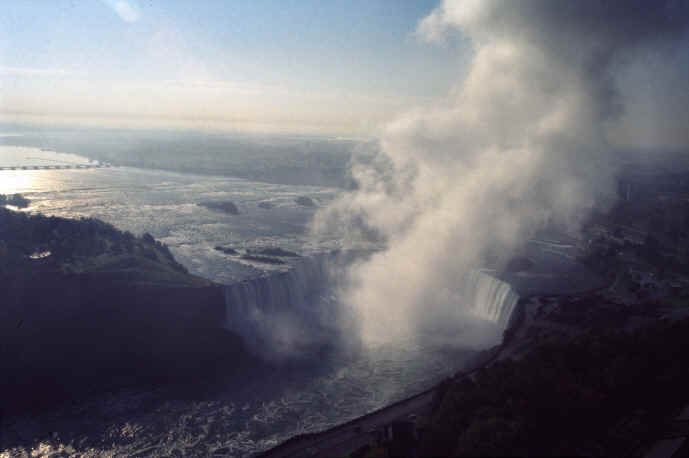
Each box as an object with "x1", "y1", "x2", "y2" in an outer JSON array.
[{"x1": 0, "y1": 170, "x2": 37, "y2": 195}]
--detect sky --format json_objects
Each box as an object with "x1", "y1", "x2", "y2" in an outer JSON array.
[
  {"x1": 0, "y1": 0, "x2": 472, "y2": 135},
  {"x1": 1, "y1": 1, "x2": 687, "y2": 144}
]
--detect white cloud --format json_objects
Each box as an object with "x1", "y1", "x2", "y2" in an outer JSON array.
[
  {"x1": 103, "y1": 0, "x2": 140, "y2": 23},
  {"x1": 312, "y1": 0, "x2": 689, "y2": 347}
]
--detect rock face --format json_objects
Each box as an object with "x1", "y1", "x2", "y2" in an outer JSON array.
[
  {"x1": 198, "y1": 201, "x2": 240, "y2": 215},
  {"x1": 0, "y1": 270, "x2": 248, "y2": 414}
]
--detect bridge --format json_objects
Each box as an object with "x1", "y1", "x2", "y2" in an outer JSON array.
[{"x1": 0, "y1": 164, "x2": 113, "y2": 171}]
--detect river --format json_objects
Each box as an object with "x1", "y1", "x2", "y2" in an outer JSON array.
[{"x1": 1, "y1": 146, "x2": 484, "y2": 457}]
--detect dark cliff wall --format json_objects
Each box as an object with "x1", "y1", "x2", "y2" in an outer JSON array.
[{"x1": 0, "y1": 271, "x2": 248, "y2": 414}]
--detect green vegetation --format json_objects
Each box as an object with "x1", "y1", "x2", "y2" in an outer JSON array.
[
  {"x1": 0, "y1": 193, "x2": 30, "y2": 208},
  {"x1": 0, "y1": 208, "x2": 241, "y2": 416},
  {"x1": 0, "y1": 207, "x2": 204, "y2": 286},
  {"x1": 419, "y1": 318, "x2": 689, "y2": 457}
]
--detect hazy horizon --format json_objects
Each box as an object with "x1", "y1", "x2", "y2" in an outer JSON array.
[
  {"x1": 0, "y1": 1, "x2": 687, "y2": 148},
  {"x1": 1, "y1": 0, "x2": 469, "y2": 136},
  {"x1": 3, "y1": 2, "x2": 689, "y2": 456}
]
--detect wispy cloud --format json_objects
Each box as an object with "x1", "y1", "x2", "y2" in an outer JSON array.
[
  {"x1": 0, "y1": 67, "x2": 71, "y2": 76},
  {"x1": 102, "y1": 0, "x2": 140, "y2": 23}
]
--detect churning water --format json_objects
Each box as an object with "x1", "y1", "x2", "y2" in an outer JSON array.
[{"x1": 0, "y1": 147, "x2": 518, "y2": 457}]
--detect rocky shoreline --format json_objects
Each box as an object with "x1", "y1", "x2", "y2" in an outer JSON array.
[
  {"x1": 258, "y1": 271, "x2": 660, "y2": 457},
  {"x1": 0, "y1": 208, "x2": 252, "y2": 415}
]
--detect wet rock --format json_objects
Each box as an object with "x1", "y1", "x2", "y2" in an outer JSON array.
[
  {"x1": 295, "y1": 196, "x2": 316, "y2": 207},
  {"x1": 215, "y1": 246, "x2": 239, "y2": 255},
  {"x1": 199, "y1": 201, "x2": 240, "y2": 215},
  {"x1": 246, "y1": 247, "x2": 300, "y2": 257}
]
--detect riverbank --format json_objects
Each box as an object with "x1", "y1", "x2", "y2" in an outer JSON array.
[
  {"x1": 258, "y1": 300, "x2": 525, "y2": 458},
  {"x1": 259, "y1": 274, "x2": 644, "y2": 458},
  {"x1": 335, "y1": 288, "x2": 678, "y2": 457},
  {"x1": 0, "y1": 208, "x2": 252, "y2": 415}
]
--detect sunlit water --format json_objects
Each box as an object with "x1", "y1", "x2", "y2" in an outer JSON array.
[
  {"x1": 0, "y1": 147, "x2": 477, "y2": 457},
  {"x1": 0, "y1": 145, "x2": 92, "y2": 168},
  {"x1": 0, "y1": 148, "x2": 343, "y2": 283}
]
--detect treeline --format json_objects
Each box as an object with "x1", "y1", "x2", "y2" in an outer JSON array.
[
  {"x1": 0, "y1": 193, "x2": 30, "y2": 208},
  {"x1": 419, "y1": 318, "x2": 689, "y2": 457},
  {"x1": 0, "y1": 208, "x2": 185, "y2": 273}
]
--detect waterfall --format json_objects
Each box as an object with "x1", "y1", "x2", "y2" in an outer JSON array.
[
  {"x1": 465, "y1": 270, "x2": 519, "y2": 328},
  {"x1": 224, "y1": 252, "x2": 518, "y2": 358},
  {"x1": 223, "y1": 252, "x2": 348, "y2": 359}
]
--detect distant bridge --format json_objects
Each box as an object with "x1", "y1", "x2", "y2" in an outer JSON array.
[{"x1": 0, "y1": 164, "x2": 113, "y2": 171}]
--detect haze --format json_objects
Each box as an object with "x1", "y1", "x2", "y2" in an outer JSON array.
[
  {"x1": 3, "y1": 2, "x2": 689, "y2": 456},
  {"x1": 0, "y1": 0, "x2": 685, "y2": 147},
  {"x1": 1, "y1": 0, "x2": 469, "y2": 135}
]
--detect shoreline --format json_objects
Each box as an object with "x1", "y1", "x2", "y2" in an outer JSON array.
[
  {"x1": 1, "y1": 204, "x2": 614, "y2": 456},
  {"x1": 259, "y1": 274, "x2": 616, "y2": 458},
  {"x1": 257, "y1": 298, "x2": 526, "y2": 458}
]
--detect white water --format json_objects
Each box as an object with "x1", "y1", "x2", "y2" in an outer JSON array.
[
  {"x1": 1, "y1": 147, "x2": 521, "y2": 457},
  {"x1": 223, "y1": 253, "x2": 350, "y2": 359},
  {"x1": 223, "y1": 253, "x2": 519, "y2": 361},
  {"x1": 466, "y1": 270, "x2": 519, "y2": 327}
]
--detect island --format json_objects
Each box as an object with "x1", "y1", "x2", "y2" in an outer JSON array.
[
  {"x1": 246, "y1": 247, "x2": 300, "y2": 257},
  {"x1": 1, "y1": 193, "x2": 31, "y2": 209},
  {"x1": 214, "y1": 245, "x2": 240, "y2": 255},
  {"x1": 0, "y1": 207, "x2": 250, "y2": 414},
  {"x1": 295, "y1": 196, "x2": 316, "y2": 207},
  {"x1": 198, "y1": 200, "x2": 240, "y2": 215},
  {"x1": 240, "y1": 254, "x2": 285, "y2": 265}
]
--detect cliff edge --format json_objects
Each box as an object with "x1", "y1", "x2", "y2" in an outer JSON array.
[{"x1": 0, "y1": 208, "x2": 248, "y2": 414}]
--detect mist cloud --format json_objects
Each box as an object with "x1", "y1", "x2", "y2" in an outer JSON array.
[{"x1": 313, "y1": 0, "x2": 689, "y2": 344}]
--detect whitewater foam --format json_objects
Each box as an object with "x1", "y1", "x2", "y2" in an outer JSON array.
[
  {"x1": 466, "y1": 270, "x2": 519, "y2": 327},
  {"x1": 223, "y1": 253, "x2": 352, "y2": 359},
  {"x1": 224, "y1": 254, "x2": 518, "y2": 359}
]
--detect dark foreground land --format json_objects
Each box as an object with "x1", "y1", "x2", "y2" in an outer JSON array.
[
  {"x1": 0, "y1": 206, "x2": 251, "y2": 415},
  {"x1": 415, "y1": 302, "x2": 689, "y2": 457},
  {"x1": 5, "y1": 160, "x2": 689, "y2": 457},
  {"x1": 263, "y1": 165, "x2": 689, "y2": 458},
  {"x1": 262, "y1": 289, "x2": 689, "y2": 458}
]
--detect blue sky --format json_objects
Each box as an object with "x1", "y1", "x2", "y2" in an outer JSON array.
[{"x1": 0, "y1": 0, "x2": 471, "y2": 134}]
